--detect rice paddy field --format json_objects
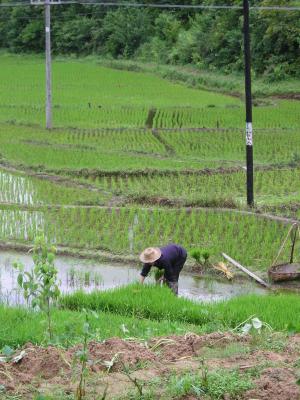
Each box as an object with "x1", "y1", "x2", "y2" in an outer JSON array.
[
  {"x1": 0, "y1": 54, "x2": 299, "y2": 267},
  {"x1": 0, "y1": 53, "x2": 300, "y2": 399}
]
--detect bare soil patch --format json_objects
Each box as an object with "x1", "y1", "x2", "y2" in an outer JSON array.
[
  {"x1": 69, "y1": 339, "x2": 159, "y2": 373},
  {"x1": 276, "y1": 93, "x2": 300, "y2": 101},
  {"x1": 0, "y1": 333, "x2": 299, "y2": 399},
  {"x1": 244, "y1": 367, "x2": 300, "y2": 400},
  {"x1": 149, "y1": 332, "x2": 249, "y2": 361}
]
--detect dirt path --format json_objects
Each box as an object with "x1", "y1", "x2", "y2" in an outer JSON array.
[{"x1": 1, "y1": 332, "x2": 299, "y2": 399}]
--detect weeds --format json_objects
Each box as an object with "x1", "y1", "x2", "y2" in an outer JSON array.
[
  {"x1": 166, "y1": 367, "x2": 254, "y2": 399},
  {"x1": 73, "y1": 309, "x2": 108, "y2": 400},
  {"x1": 74, "y1": 311, "x2": 90, "y2": 400},
  {"x1": 122, "y1": 363, "x2": 144, "y2": 397}
]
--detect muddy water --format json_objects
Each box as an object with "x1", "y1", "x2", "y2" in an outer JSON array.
[{"x1": 0, "y1": 250, "x2": 266, "y2": 305}]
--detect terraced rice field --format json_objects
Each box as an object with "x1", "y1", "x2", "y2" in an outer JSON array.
[
  {"x1": 0, "y1": 203, "x2": 294, "y2": 268},
  {"x1": 0, "y1": 54, "x2": 299, "y2": 272}
]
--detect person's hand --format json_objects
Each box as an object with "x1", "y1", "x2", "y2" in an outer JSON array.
[{"x1": 139, "y1": 275, "x2": 145, "y2": 284}]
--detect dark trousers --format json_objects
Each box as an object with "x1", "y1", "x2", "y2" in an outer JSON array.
[{"x1": 165, "y1": 252, "x2": 187, "y2": 295}]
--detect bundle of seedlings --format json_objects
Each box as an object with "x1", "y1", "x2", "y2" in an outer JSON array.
[{"x1": 190, "y1": 248, "x2": 234, "y2": 279}]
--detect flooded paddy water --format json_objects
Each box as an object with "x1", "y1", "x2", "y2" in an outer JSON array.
[{"x1": 0, "y1": 250, "x2": 266, "y2": 306}]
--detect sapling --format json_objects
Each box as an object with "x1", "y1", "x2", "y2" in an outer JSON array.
[
  {"x1": 14, "y1": 235, "x2": 60, "y2": 340},
  {"x1": 74, "y1": 311, "x2": 90, "y2": 400},
  {"x1": 74, "y1": 309, "x2": 107, "y2": 400}
]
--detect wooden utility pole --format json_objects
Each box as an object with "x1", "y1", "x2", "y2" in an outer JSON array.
[{"x1": 243, "y1": 0, "x2": 254, "y2": 206}]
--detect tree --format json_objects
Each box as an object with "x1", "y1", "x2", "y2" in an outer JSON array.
[{"x1": 99, "y1": 8, "x2": 153, "y2": 58}]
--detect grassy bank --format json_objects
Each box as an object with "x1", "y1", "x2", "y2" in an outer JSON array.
[
  {"x1": 1, "y1": 286, "x2": 300, "y2": 349},
  {"x1": 97, "y1": 57, "x2": 300, "y2": 97},
  {"x1": 60, "y1": 284, "x2": 300, "y2": 332},
  {"x1": 59, "y1": 284, "x2": 210, "y2": 325},
  {"x1": 0, "y1": 304, "x2": 205, "y2": 348}
]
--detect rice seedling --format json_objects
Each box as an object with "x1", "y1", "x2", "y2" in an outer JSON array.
[
  {"x1": 59, "y1": 284, "x2": 210, "y2": 325},
  {"x1": 0, "y1": 204, "x2": 296, "y2": 270},
  {"x1": 1, "y1": 55, "x2": 299, "y2": 131},
  {"x1": 1, "y1": 121, "x2": 299, "y2": 180},
  {"x1": 59, "y1": 285, "x2": 300, "y2": 332},
  {"x1": 0, "y1": 168, "x2": 109, "y2": 206},
  {"x1": 118, "y1": 166, "x2": 299, "y2": 206}
]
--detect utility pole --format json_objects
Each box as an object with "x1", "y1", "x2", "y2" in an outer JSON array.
[
  {"x1": 243, "y1": 0, "x2": 254, "y2": 206},
  {"x1": 45, "y1": 0, "x2": 52, "y2": 129},
  {"x1": 31, "y1": 0, "x2": 56, "y2": 129}
]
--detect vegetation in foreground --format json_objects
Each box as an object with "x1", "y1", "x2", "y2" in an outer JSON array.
[
  {"x1": 0, "y1": 304, "x2": 204, "y2": 349},
  {"x1": 60, "y1": 285, "x2": 300, "y2": 332},
  {"x1": 0, "y1": 242, "x2": 299, "y2": 399},
  {"x1": 1, "y1": 326, "x2": 298, "y2": 400},
  {"x1": 1, "y1": 285, "x2": 300, "y2": 349},
  {"x1": 1, "y1": 287, "x2": 300, "y2": 399}
]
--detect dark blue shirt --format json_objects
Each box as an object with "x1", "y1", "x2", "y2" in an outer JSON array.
[{"x1": 141, "y1": 244, "x2": 187, "y2": 282}]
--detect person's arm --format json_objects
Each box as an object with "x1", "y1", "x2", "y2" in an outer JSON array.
[{"x1": 140, "y1": 263, "x2": 152, "y2": 284}]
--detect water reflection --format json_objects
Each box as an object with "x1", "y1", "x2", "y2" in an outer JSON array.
[{"x1": 0, "y1": 250, "x2": 266, "y2": 306}]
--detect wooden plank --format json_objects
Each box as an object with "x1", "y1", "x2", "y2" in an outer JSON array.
[{"x1": 222, "y1": 253, "x2": 270, "y2": 288}]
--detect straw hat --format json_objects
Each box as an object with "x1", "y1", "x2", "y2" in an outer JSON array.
[{"x1": 139, "y1": 247, "x2": 161, "y2": 264}]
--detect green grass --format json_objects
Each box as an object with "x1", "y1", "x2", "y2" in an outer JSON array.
[
  {"x1": 0, "y1": 303, "x2": 205, "y2": 348},
  {"x1": 99, "y1": 57, "x2": 300, "y2": 97},
  {"x1": 59, "y1": 285, "x2": 300, "y2": 332},
  {"x1": 2, "y1": 288, "x2": 300, "y2": 350},
  {"x1": 163, "y1": 369, "x2": 254, "y2": 399}
]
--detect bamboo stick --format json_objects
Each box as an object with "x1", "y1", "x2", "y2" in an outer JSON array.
[{"x1": 222, "y1": 253, "x2": 270, "y2": 288}]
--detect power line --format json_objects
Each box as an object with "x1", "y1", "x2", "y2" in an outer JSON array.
[
  {"x1": 0, "y1": 11, "x2": 107, "y2": 19},
  {"x1": 1, "y1": 1, "x2": 300, "y2": 10}
]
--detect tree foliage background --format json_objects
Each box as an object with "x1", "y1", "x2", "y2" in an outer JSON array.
[{"x1": 0, "y1": 0, "x2": 299, "y2": 79}]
